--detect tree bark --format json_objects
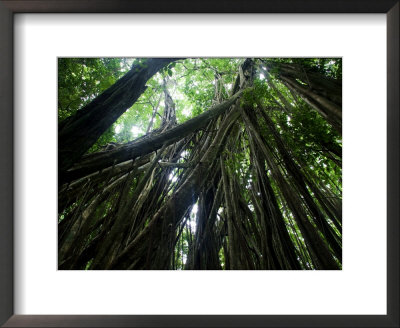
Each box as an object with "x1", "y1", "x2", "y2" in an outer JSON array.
[
  {"x1": 60, "y1": 90, "x2": 244, "y2": 186},
  {"x1": 59, "y1": 58, "x2": 177, "y2": 176}
]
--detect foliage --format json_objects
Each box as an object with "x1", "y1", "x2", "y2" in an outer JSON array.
[{"x1": 58, "y1": 57, "x2": 342, "y2": 270}]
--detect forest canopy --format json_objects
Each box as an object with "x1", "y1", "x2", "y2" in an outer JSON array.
[{"x1": 58, "y1": 58, "x2": 342, "y2": 270}]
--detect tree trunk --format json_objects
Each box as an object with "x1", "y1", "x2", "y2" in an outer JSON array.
[{"x1": 59, "y1": 58, "x2": 177, "y2": 177}]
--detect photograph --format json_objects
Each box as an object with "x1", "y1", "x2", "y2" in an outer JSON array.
[{"x1": 58, "y1": 57, "x2": 342, "y2": 270}]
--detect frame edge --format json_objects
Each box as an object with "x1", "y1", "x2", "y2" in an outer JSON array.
[
  {"x1": 0, "y1": 0, "x2": 14, "y2": 327},
  {"x1": 387, "y1": 2, "x2": 400, "y2": 326},
  {"x1": 1, "y1": 0, "x2": 399, "y2": 327}
]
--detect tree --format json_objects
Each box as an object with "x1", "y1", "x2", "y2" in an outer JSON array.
[
  {"x1": 58, "y1": 58, "x2": 177, "y2": 179},
  {"x1": 58, "y1": 58, "x2": 342, "y2": 270}
]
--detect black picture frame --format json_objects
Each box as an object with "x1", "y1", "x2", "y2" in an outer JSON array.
[{"x1": 0, "y1": 1, "x2": 398, "y2": 327}]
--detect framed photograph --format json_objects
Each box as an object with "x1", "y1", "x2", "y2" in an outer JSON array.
[{"x1": 1, "y1": 1, "x2": 398, "y2": 327}]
